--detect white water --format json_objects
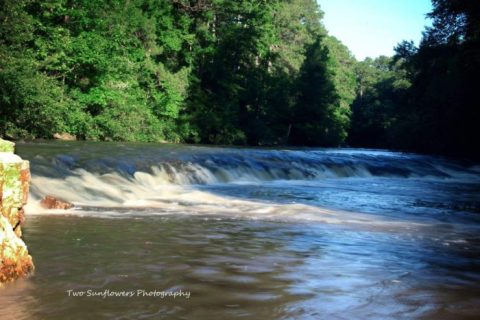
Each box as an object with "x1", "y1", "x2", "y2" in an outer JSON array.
[{"x1": 16, "y1": 142, "x2": 479, "y2": 234}]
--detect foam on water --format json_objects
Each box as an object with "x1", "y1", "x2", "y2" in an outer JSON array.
[
  {"x1": 15, "y1": 142, "x2": 479, "y2": 232},
  {"x1": 25, "y1": 169, "x2": 412, "y2": 229}
]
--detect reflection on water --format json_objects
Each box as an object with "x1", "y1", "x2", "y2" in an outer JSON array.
[{"x1": 1, "y1": 215, "x2": 480, "y2": 319}]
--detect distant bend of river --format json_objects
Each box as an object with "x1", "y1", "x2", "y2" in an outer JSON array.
[{"x1": 1, "y1": 141, "x2": 479, "y2": 319}]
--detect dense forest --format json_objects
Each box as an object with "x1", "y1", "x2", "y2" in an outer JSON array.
[
  {"x1": 0, "y1": 0, "x2": 479, "y2": 158},
  {"x1": 349, "y1": 0, "x2": 480, "y2": 159}
]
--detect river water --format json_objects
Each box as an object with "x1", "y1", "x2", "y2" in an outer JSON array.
[{"x1": 1, "y1": 141, "x2": 480, "y2": 319}]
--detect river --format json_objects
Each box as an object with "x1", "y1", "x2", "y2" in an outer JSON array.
[{"x1": 1, "y1": 141, "x2": 479, "y2": 319}]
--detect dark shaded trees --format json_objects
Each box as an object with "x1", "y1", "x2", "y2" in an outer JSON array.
[
  {"x1": 348, "y1": 0, "x2": 480, "y2": 159},
  {"x1": 288, "y1": 39, "x2": 340, "y2": 145},
  {"x1": 182, "y1": 0, "x2": 353, "y2": 146},
  {"x1": 403, "y1": 0, "x2": 480, "y2": 157},
  {"x1": 348, "y1": 56, "x2": 410, "y2": 148},
  {"x1": 185, "y1": 0, "x2": 280, "y2": 145}
]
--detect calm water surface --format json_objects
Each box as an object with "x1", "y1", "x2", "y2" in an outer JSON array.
[{"x1": 0, "y1": 141, "x2": 479, "y2": 319}]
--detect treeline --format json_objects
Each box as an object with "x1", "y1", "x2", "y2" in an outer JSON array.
[
  {"x1": 349, "y1": 0, "x2": 480, "y2": 159},
  {"x1": 1, "y1": 0, "x2": 478, "y2": 158},
  {"x1": 0, "y1": 0, "x2": 354, "y2": 146}
]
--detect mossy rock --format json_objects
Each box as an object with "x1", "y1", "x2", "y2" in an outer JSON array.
[
  {"x1": 0, "y1": 142, "x2": 33, "y2": 284},
  {"x1": 0, "y1": 139, "x2": 15, "y2": 153},
  {"x1": 0, "y1": 215, "x2": 34, "y2": 284}
]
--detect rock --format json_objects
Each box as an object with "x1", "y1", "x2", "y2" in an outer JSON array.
[
  {"x1": 0, "y1": 215, "x2": 33, "y2": 283},
  {"x1": 0, "y1": 139, "x2": 14, "y2": 153},
  {"x1": 53, "y1": 132, "x2": 77, "y2": 141},
  {"x1": 0, "y1": 139, "x2": 34, "y2": 285},
  {"x1": 40, "y1": 196, "x2": 74, "y2": 210},
  {"x1": 0, "y1": 153, "x2": 23, "y2": 163}
]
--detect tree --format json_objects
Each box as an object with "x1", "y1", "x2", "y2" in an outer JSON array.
[
  {"x1": 348, "y1": 56, "x2": 410, "y2": 148},
  {"x1": 0, "y1": 0, "x2": 360, "y2": 149},
  {"x1": 348, "y1": 0, "x2": 480, "y2": 159},
  {"x1": 185, "y1": 0, "x2": 280, "y2": 145},
  {"x1": 288, "y1": 38, "x2": 342, "y2": 146}
]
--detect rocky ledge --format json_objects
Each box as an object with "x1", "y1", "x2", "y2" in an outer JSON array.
[{"x1": 0, "y1": 139, "x2": 34, "y2": 285}]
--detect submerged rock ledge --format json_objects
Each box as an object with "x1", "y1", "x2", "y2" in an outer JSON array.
[{"x1": 0, "y1": 139, "x2": 34, "y2": 285}]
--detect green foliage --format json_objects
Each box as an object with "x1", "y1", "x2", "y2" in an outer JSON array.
[
  {"x1": 0, "y1": 0, "x2": 356, "y2": 148},
  {"x1": 348, "y1": 56, "x2": 410, "y2": 147},
  {"x1": 184, "y1": 0, "x2": 281, "y2": 145},
  {"x1": 272, "y1": 0, "x2": 326, "y2": 75},
  {"x1": 322, "y1": 36, "x2": 356, "y2": 142},
  {"x1": 0, "y1": 0, "x2": 196, "y2": 142},
  {"x1": 288, "y1": 39, "x2": 342, "y2": 145},
  {"x1": 2, "y1": 0, "x2": 476, "y2": 157}
]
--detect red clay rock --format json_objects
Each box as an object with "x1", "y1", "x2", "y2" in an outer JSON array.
[
  {"x1": 0, "y1": 215, "x2": 34, "y2": 283},
  {"x1": 40, "y1": 196, "x2": 74, "y2": 210}
]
